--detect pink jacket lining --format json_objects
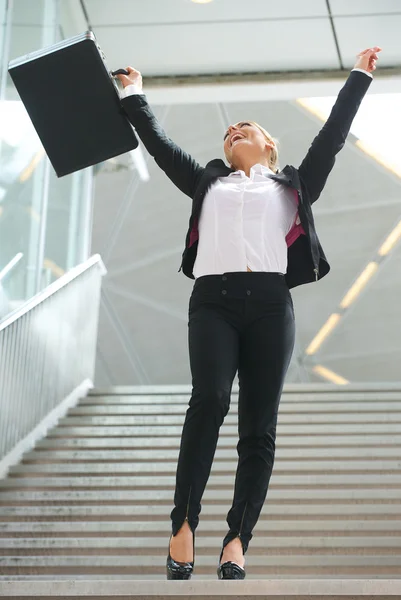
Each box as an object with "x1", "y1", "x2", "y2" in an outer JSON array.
[{"x1": 189, "y1": 188, "x2": 305, "y2": 249}]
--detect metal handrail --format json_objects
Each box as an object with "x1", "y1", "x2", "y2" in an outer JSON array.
[
  {"x1": 0, "y1": 254, "x2": 106, "y2": 331},
  {"x1": 0, "y1": 252, "x2": 24, "y2": 283},
  {"x1": 0, "y1": 253, "x2": 107, "y2": 473}
]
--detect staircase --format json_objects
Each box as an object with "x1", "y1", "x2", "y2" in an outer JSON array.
[{"x1": 1, "y1": 383, "x2": 401, "y2": 598}]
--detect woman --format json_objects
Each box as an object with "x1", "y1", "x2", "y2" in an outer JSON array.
[{"x1": 116, "y1": 46, "x2": 381, "y2": 580}]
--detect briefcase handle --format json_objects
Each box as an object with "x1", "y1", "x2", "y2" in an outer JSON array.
[{"x1": 111, "y1": 69, "x2": 129, "y2": 76}]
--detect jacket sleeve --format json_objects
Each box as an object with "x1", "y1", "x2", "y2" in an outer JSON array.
[
  {"x1": 297, "y1": 70, "x2": 372, "y2": 204},
  {"x1": 120, "y1": 94, "x2": 205, "y2": 199}
]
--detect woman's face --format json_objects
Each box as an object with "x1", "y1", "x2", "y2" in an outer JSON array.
[{"x1": 223, "y1": 121, "x2": 273, "y2": 168}]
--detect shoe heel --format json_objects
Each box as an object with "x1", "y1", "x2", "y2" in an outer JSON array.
[{"x1": 166, "y1": 528, "x2": 195, "y2": 580}]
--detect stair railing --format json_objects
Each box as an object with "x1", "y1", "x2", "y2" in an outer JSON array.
[{"x1": 0, "y1": 254, "x2": 106, "y2": 476}]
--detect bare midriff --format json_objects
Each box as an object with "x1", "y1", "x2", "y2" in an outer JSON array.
[{"x1": 247, "y1": 266, "x2": 252, "y2": 272}]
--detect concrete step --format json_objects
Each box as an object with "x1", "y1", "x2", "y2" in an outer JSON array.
[
  {"x1": 57, "y1": 413, "x2": 401, "y2": 425},
  {"x1": 1, "y1": 573, "x2": 396, "y2": 581},
  {"x1": 80, "y1": 397, "x2": 401, "y2": 407},
  {"x1": 45, "y1": 423, "x2": 401, "y2": 436},
  {"x1": 1, "y1": 488, "x2": 401, "y2": 503},
  {"x1": 1, "y1": 474, "x2": 401, "y2": 493},
  {"x1": 1, "y1": 578, "x2": 401, "y2": 597},
  {"x1": 87, "y1": 385, "x2": 401, "y2": 398},
  {"x1": 2, "y1": 474, "x2": 401, "y2": 491},
  {"x1": 7, "y1": 460, "x2": 401, "y2": 475},
  {"x1": 1, "y1": 554, "x2": 401, "y2": 575},
  {"x1": 34, "y1": 435, "x2": 401, "y2": 448},
  {"x1": 1, "y1": 573, "x2": 398, "y2": 580},
  {"x1": 21, "y1": 446, "x2": 401, "y2": 461},
  {"x1": 68, "y1": 402, "x2": 401, "y2": 415},
  {"x1": 3, "y1": 573, "x2": 397, "y2": 581},
  {"x1": 1, "y1": 503, "x2": 399, "y2": 520},
  {"x1": 1, "y1": 519, "x2": 400, "y2": 536},
  {"x1": 2, "y1": 535, "x2": 401, "y2": 553},
  {"x1": 1, "y1": 553, "x2": 401, "y2": 568}
]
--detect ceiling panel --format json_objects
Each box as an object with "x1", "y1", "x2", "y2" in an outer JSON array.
[
  {"x1": 95, "y1": 18, "x2": 339, "y2": 76},
  {"x1": 335, "y1": 15, "x2": 401, "y2": 68},
  {"x1": 330, "y1": 0, "x2": 401, "y2": 16},
  {"x1": 86, "y1": 0, "x2": 329, "y2": 25},
  {"x1": 11, "y1": 0, "x2": 45, "y2": 25}
]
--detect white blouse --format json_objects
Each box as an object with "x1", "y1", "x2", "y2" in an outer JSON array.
[{"x1": 192, "y1": 163, "x2": 298, "y2": 278}]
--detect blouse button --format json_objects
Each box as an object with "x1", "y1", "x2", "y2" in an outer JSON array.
[
  {"x1": 222, "y1": 290, "x2": 227, "y2": 295},
  {"x1": 246, "y1": 290, "x2": 251, "y2": 296}
]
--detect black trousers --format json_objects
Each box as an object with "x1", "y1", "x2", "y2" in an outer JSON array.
[{"x1": 170, "y1": 271, "x2": 295, "y2": 555}]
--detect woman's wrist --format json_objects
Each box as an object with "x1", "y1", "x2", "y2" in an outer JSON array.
[
  {"x1": 351, "y1": 67, "x2": 373, "y2": 78},
  {"x1": 120, "y1": 83, "x2": 144, "y2": 98}
]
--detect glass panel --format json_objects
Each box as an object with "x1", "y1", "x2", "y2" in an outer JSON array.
[
  {"x1": 0, "y1": 0, "x2": 94, "y2": 315},
  {"x1": 43, "y1": 166, "x2": 94, "y2": 287}
]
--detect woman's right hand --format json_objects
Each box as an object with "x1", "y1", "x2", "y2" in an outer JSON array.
[{"x1": 115, "y1": 66, "x2": 143, "y2": 90}]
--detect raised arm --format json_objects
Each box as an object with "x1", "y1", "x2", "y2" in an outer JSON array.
[
  {"x1": 116, "y1": 67, "x2": 205, "y2": 199},
  {"x1": 298, "y1": 47, "x2": 381, "y2": 205}
]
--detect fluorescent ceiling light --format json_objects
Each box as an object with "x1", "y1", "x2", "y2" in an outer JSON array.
[
  {"x1": 297, "y1": 93, "x2": 401, "y2": 179},
  {"x1": 378, "y1": 219, "x2": 401, "y2": 256},
  {"x1": 305, "y1": 313, "x2": 341, "y2": 356},
  {"x1": 339, "y1": 261, "x2": 379, "y2": 309},
  {"x1": 191, "y1": 0, "x2": 213, "y2": 3},
  {"x1": 355, "y1": 140, "x2": 401, "y2": 178},
  {"x1": 296, "y1": 98, "x2": 328, "y2": 122},
  {"x1": 312, "y1": 364, "x2": 349, "y2": 385}
]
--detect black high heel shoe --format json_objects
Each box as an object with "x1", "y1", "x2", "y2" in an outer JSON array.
[
  {"x1": 166, "y1": 528, "x2": 195, "y2": 580},
  {"x1": 217, "y1": 546, "x2": 246, "y2": 580}
]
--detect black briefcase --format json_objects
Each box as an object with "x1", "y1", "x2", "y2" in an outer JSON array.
[{"x1": 8, "y1": 31, "x2": 138, "y2": 177}]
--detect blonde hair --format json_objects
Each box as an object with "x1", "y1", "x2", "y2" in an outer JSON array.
[{"x1": 249, "y1": 121, "x2": 280, "y2": 173}]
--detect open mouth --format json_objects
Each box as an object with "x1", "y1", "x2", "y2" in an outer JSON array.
[{"x1": 230, "y1": 133, "x2": 245, "y2": 147}]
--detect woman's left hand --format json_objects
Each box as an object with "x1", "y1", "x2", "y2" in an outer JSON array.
[{"x1": 353, "y1": 46, "x2": 382, "y2": 73}]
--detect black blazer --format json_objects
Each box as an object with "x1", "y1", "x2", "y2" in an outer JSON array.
[{"x1": 121, "y1": 70, "x2": 372, "y2": 289}]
